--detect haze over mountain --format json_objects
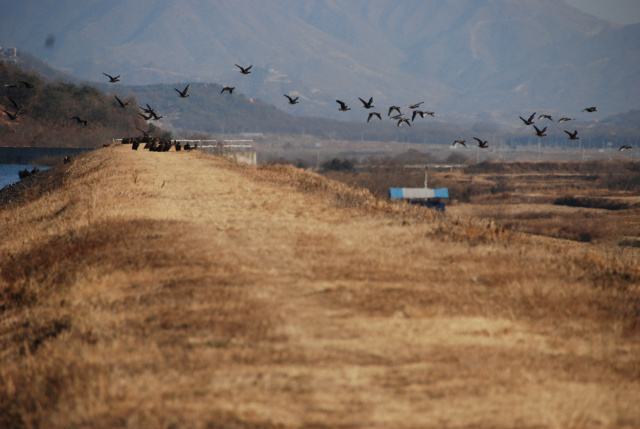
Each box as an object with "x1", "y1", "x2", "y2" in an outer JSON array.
[{"x1": 1, "y1": 0, "x2": 639, "y2": 123}]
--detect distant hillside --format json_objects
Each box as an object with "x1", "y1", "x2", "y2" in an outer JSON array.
[
  {"x1": 1, "y1": 0, "x2": 638, "y2": 122},
  {"x1": 1, "y1": 61, "x2": 145, "y2": 148}
]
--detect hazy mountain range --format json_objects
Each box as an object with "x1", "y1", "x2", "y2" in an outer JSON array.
[{"x1": 1, "y1": 0, "x2": 639, "y2": 124}]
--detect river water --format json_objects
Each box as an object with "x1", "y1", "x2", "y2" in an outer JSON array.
[{"x1": 0, "y1": 164, "x2": 49, "y2": 189}]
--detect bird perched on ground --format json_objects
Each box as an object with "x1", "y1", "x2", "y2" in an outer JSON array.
[
  {"x1": 358, "y1": 97, "x2": 374, "y2": 109},
  {"x1": 235, "y1": 64, "x2": 252, "y2": 74},
  {"x1": 221, "y1": 86, "x2": 235, "y2": 94},
  {"x1": 397, "y1": 118, "x2": 411, "y2": 127},
  {"x1": 406, "y1": 102, "x2": 424, "y2": 109},
  {"x1": 114, "y1": 95, "x2": 132, "y2": 108},
  {"x1": 3, "y1": 109, "x2": 20, "y2": 120},
  {"x1": 70, "y1": 116, "x2": 88, "y2": 126},
  {"x1": 367, "y1": 112, "x2": 382, "y2": 122},
  {"x1": 558, "y1": 117, "x2": 574, "y2": 123},
  {"x1": 539, "y1": 114, "x2": 553, "y2": 121},
  {"x1": 103, "y1": 73, "x2": 120, "y2": 83},
  {"x1": 284, "y1": 94, "x2": 299, "y2": 104},
  {"x1": 582, "y1": 106, "x2": 597, "y2": 112},
  {"x1": 388, "y1": 106, "x2": 401, "y2": 116},
  {"x1": 175, "y1": 84, "x2": 190, "y2": 98},
  {"x1": 533, "y1": 125, "x2": 547, "y2": 137},
  {"x1": 452, "y1": 140, "x2": 467, "y2": 148},
  {"x1": 564, "y1": 130, "x2": 579, "y2": 140},
  {"x1": 619, "y1": 145, "x2": 633, "y2": 151},
  {"x1": 519, "y1": 112, "x2": 536, "y2": 125},
  {"x1": 473, "y1": 137, "x2": 489, "y2": 149},
  {"x1": 336, "y1": 100, "x2": 351, "y2": 111}
]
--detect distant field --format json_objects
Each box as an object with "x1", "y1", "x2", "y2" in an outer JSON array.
[{"x1": 1, "y1": 144, "x2": 639, "y2": 428}]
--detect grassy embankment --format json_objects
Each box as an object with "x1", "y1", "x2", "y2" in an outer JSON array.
[{"x1": 1, "y1": 144, "x2": 639, "y2": 428}]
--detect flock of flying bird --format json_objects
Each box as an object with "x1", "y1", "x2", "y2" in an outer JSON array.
[{"x1": 2, "y1": 64, "x2": 636, "y2": 153}]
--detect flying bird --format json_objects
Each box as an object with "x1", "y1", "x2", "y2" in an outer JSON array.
[
  {"x1": 389, "y1": 114, "x2": 404, "y2": 120},
  {"x1": 7, "y1": 97, "x2": 23, "y2": 110},
  {"x1": 221, "y1": 86, "x2": 235, "y2": 94},
  {"x1": 564, "y1": 130, "x2": 579, "y2": 140},
  {"x1": 3, "y1": 109, "x2": 20, "y2": 120},
  {"x1": 558, "y1": 117, "x2": 574, "y2": 123},
  {"x1": 533, "y1": 125, "x2": 547, "y2": 137},
  {"x1": 235, "y1": 64, "x2": 252, "y2": 74},
  {"x1": 284, "y1": 94, "x2": 299, "y2": 104},
  {"x1": 473, "y1": 137, "x2": 489, "y2": 148},
  {"x1": 539, "y1": 114, "x2": 553, "y2": 121},
  {"x1": 397, "y1": 118, "x2": 411, "y2": 127},
  {"x1": 619, "y1": 145, "x2": 633, "y2": 151},
  {"x1": 336, "y1": 100, "x2": 351, "y2": 111},
  {"x1": 406, "y1": 102, "x2": 424, "y2": 109},
  {"x1": 582, "y1": 106, "x2": 597, "y2": 112},
  {"x1": 175, "y1": 84, "x2": 190, "y2": 98},
  {"x1": 70, "y1": 116, "x2": 88, "y2": 126},
  {"x1": 388, "y1": 106, "x2": 401, "y2": 116},
  {"x1": 452, "y1": 140, "x2": 467, "y2": 148},
  {"x1": 411, "y1": 110, "x2": 425, "y2": 121},
  {"x1": 103, "y1": 73, "x2": 120, "y2": 83},
  {"x1": 519, "y1": 112, "x2": 536, "y2": 126},
  {"x1": 367, "y1": 112, "x2": 382, "y2": 122},
  {"x1": 114, "y1": 95, "x2": 132, "y2": 108},
  {"x1": 358, "y1": 97, "x2": 374, "y2": 109}
]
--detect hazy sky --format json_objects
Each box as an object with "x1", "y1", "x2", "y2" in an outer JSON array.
[{"x1": 566, "y1": 0, "x2": 640, "y2": 25}]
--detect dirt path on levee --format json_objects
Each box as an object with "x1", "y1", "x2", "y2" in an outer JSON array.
[{"x1": 1, "y1": 144, "x2": 639, "y2": 428}]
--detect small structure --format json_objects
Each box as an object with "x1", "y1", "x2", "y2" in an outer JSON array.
[
  {"x1": 198, "y1": 140, "x2": 257, "y2": 165},
  {"x1": 389, "y1": 171, "x2": 449, "y2": 212}
]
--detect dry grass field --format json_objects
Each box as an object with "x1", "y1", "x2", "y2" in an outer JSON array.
[{"x1": 1, "y1": 144, "x2": 640, "y2": 428}]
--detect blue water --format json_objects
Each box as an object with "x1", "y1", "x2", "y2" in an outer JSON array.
[{"x1": 0, "y1": 164, "x2": 49, "y2": 189}]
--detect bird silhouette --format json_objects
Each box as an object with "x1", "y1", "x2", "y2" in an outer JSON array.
[
  {"x1": 564, "y1": 130, "x2": 579, "y2": 140},
  {"x1": 284, "y1": 94, "x2": 299, "y2": 104},
  {"x1": 114, "y1": 95, "x2": 132, "y2": 108},
  {"x1": 3, "y1": 109, "x2": 20, "y2": 120},
  {"x1": 175, "y1": 84, "x2": 190, "y2": 98},
  {"x1": 452, "y1": 140, "x2": 467, "y2": 148},
  {"x1": 221, "y1": 86, "x2": 235, "y2": 94},
  {"x1": 139, "y1": 112, "x2": 153, "y2": 121},
  {"x1": 538, "y1": 114, "x2": 553, "y2": 121},
  {"x1": 406, "y1": 102, "x2": 424, "y2": 109},
  {"x1": 473, "y1": 137, "x2": 489, "y2": 148},
  {"x1": 367, "y1": 112, "x2": 382, "y2": 122},
  {"x1": 235, "y1": 64, "x2": 252, "y2": 74},
  {"x1": 389, "y1": 114, "x2": 404, "y2": 120},
  {"x1": 411, "y1": 110, "x2": 425, "y2": 121},
  {"x1": 582, "y1": 106, "x2": 597, "y2": 112},
  {"x1": 558, "y1": 117, "x2": 574, "y2": 123},
  {"x1": 388, "y1": 106, "x2": 401, "y2": 116},
  {"x1": 533, "y1": 125, "x2": 547, "y2": 137},
  {"x1": 619, "y1": 145, "x2": 633, "y2": 151},
  {"x1": 103, "y1": 73, "x2": 120, "y2": 83},
  {"x1": 519, "y1": 112, "x2": 536, "y2": 125},
  {"x1": 70, "y1": 116, "x2": 88, "y2": 126},
  {"x1": 397, "y1": 118, "x2": 411, "y2": 127},
  {"x1": 358, "y1": 97, "x2": 374, "y2": 109},
  {"x1": 140, "y1": 104, "x2": 162, "y2": 120},
  {"x1": 336, "y1": 100, "x2": 351, "y2": 111},
  {"x1": 7, "y1": 97, "x2": 24, "y2": 110}
]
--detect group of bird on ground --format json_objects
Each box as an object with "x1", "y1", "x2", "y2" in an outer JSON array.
[{"x1": 3, "y1": 63, "x2": 635, "y2": 153}]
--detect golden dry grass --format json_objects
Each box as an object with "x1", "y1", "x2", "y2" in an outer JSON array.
[{"x1": 1, "y1": 145, "x2": 640, "y2": 428}]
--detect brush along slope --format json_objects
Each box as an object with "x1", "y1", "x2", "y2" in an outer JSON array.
[{"x1": 0, "y1": 145, "x2": 639, "y2": 429}]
